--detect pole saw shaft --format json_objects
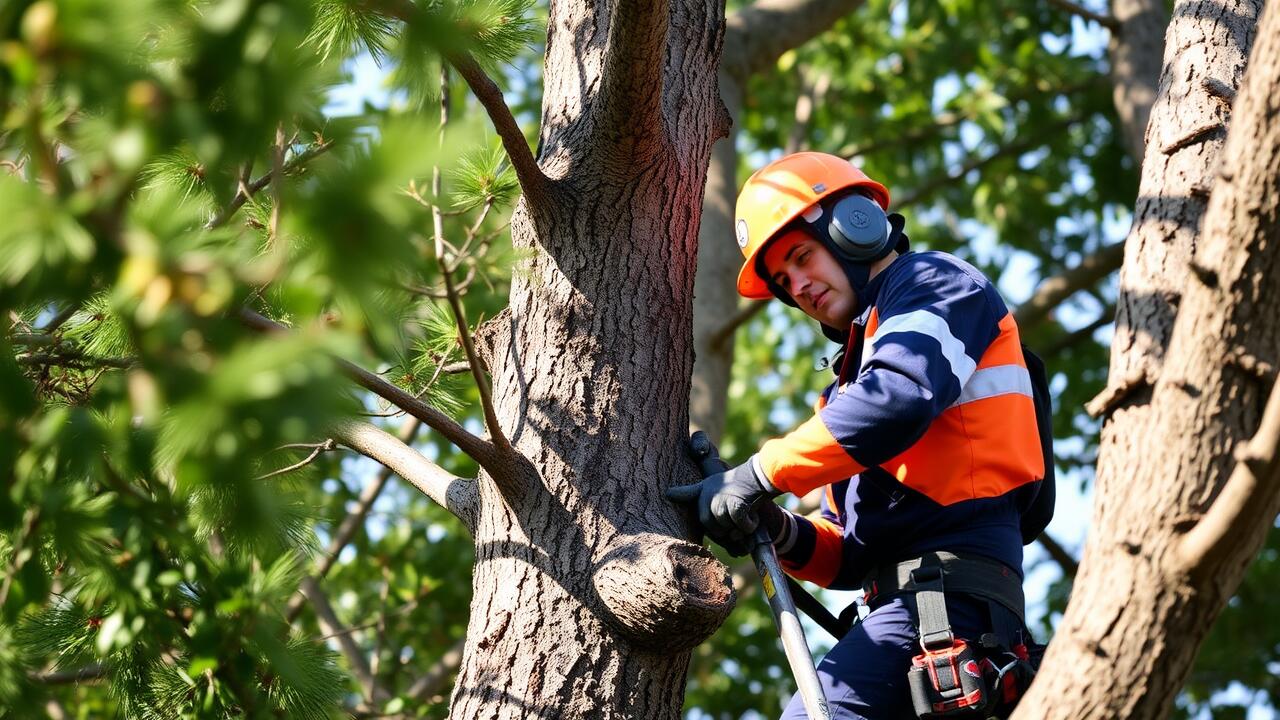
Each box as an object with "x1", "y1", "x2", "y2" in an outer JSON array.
[{"x1": 687, "y1": 432, "x2": 832, "y2": 720}]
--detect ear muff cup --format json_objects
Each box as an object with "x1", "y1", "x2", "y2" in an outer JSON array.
[{"x1": 826, "y1": 193, "x2": 892, "y2": 263}]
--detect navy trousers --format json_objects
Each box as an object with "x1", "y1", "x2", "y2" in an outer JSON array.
[{"x1": 779, "y1": 592, "x2": 1019, "y2": 720}]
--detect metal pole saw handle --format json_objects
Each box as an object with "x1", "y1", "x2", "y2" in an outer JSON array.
[{"x1": 686, "y1": 431, "x2": 832, "y2": 720}]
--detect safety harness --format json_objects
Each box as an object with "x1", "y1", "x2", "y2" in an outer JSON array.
[{"x1": 863, "y1": 552, "x2": 1041, "y2": 719}]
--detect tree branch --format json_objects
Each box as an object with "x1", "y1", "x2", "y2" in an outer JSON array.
[
  {"x1": 16, "y1": 352, "x2": 135, "y2": 369},
  {"x1": 1177, "y1": 377, "x2": 1280, "y2": 580},
  {"x1": 724, "y1": 0, "x2": 869, "y2": 79},
  {"x1": 589, "y1": 0, "x2": 671, "y2": 167},
  {"x1": 447, "y1": 53, "x2": 547, "y2": 204},
  {"x1": 299, "y1": 576, "x2": 387, "y2": 706},
  {"x1": 203, "y1": 140, "x2": 334, "y2": 230},
  {"x1": 785, "y1": 68, "x2": 831, "y2": 154},
  {"x1": 1036, "y1": 531, "x2": 1080, "y2": 576},
  {"x1": 1042, "y1": 305, "x2": 1115, "y2": 356},
  {"x1": 328, "y1": 419, "x2": 477, "y2": 527},
  {"x1": 1047, "y1": 0, "x2": 1120, "y2": 31},
  {"x1": 236, "y1": 307, "x2": 503, "y2": 473},
  {"x1": 255, "y1": 439, "x2": 336, "y2": 481},
  {"x1": 406, "y1": 637, "x2": 466, "y2": 701},
  {"x1": 28, "y1": 664, "x2": 106, "y2": 685},
  {"x1": 710, "y1": 299, "x2": 768, "y2": 350},
  {"x1": 1014, "y1": 243, "x2": 1125, "y2": 330}
]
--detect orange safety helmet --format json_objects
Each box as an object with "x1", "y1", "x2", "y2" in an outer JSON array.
[{"x1": 734, "y1": 152, "x2": 890, "y2": 299}]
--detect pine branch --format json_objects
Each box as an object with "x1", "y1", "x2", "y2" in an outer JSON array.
[
  {"x1": 430, "y1": 68, "x2": 511, "y2": 457},
  {"x1": 237, "y1": 307, "x2": 503, "y2": 474},
  {"x1": 28, "y1": 664, "x2": 107, "y2": 685},
  {"x1": 1047, "y1": 0, "x2": 1120, "y2": 31},
  {"x1": 16, "y1": 351, "x2": 135, "y2": 369},
  {"x1": 1014, "y1": 243, "x2": 1125, "y2": 331},
  {"x1": 448, "y1": 53, "x2": 547, "y2": 204},
  {"x1": 328, "y1": 419, "x2": 477, "y2": 526},
  {"x1": 724, "y1": 0, "x2": 869, "y2": 79},
  {"x1": 255, "y1": 440, "x2": 337, "y2": 481},
  {"x1": 204, "y1": 140, "x2": 335, "y2": 230}
]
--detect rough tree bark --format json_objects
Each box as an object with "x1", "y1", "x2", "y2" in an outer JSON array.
[
  {"x1": 445, "y1": 2, "x2": 737, "y2": 718},
  {"x1": 1015, "y1": 0, "x2": 1280, "y2": 717}
]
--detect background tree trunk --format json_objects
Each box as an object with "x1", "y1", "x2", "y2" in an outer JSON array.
[
  {"x1": 1015, "y1": 0, "x2": 1280, "y2": 717},
  {"x1": 447, "y1": 2, "x2": 737, "y2": 718}
]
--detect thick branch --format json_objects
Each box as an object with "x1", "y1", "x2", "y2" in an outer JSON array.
[
  {"x1": 406, "y1": 637, "x2": 466, "y2": 701},
  {"x1": 1177, "y1": 375, "x2": 1280, "y2": 580},
  {"x1": 329, "y1": 419, "x2": 476, "y2": 527},
  {"x1": 16, "y1": 352, "x2": 135, "y2": 369},
  {"x1": 1014, "y1": 243, "x2": 1125, "y2": 330},
  {"x1": 1048, "y1": 0, "x2": 1120, "y2": 30},
  {"x1": 285, "y1": 420, "x2": 421, "y2": 623},
  {"x1": 28, "y1": 664, "x2": 106, "y2": 685},
  {"x1": 724, "y1": 0, "x2": 869, "y2": 79},
  {"x1": 237, "y1": 307, "x2": 501, "y2": 472}
]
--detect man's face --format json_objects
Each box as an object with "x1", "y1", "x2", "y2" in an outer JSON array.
[{"x1": 762, "y1": 229, "x2": 858, "y2": 329}]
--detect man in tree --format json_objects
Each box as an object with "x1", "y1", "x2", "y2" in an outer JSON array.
[{"x1": 670, "y1": 151, "x2": 1051, "y2": 719}]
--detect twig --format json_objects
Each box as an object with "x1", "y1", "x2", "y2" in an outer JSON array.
[
  {"x1": 28, "y1": 664, "x2": 107, "y2": 685},
  {"x1": 268, "y1": 123, "x2": 285, "y2": 247},
  {"x1": 1036, "y1": 531, "x2": 1080, "y2": 576},
  {"x1": 1046, "y1": 0, "x2": 1120, "y2": 31},
  {"x1": 204, "y1": 140, "x2": 334, "y2": 230},
  {"x1": 17, "y1": 352, "x2": 135, "y2": 369},
  {"x1": 0, "y1": 508, "x2": 41, "y2": 607},
  {"x1": 300, "y1": 577, "x2": 387, "y2": 706},
  {"x1": 895, "y1": 117, "x2": 1080, "y2": 208},
  {"x1": 433, "y1": 66, "x2": 511, "y2": 456},
  {"x1": 236, "y1": 308, "x2": 500, "y2": 471},
  {"x1": 40, "y1": 305, "x2": 78, "y2": 333},
  {"x1": 255, "y1": 439, "x2": 336, "y2": 481}
]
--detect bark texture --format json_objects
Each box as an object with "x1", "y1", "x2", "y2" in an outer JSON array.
[
  {"x1": 448, "y1": 2, "x2": 736, "y2": 718},
  {"x1": 1014, "y1": 2, "x2": 1280, "y2": 718}
]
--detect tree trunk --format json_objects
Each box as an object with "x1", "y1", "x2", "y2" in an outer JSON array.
[
  {"x1": 447, "y1": 2, "x2": 737, "y2": 718},
  {"x1": 1015, "y1": 1, "x2": 1280, "y2": 717},
  {"x1": 1109, "y1": 0, "x2": 1167, "y2": 161}
]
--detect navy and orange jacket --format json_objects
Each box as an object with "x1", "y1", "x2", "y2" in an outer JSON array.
[{"x1": 758, "y1": 250, "x2": 1044, "y2": 589}]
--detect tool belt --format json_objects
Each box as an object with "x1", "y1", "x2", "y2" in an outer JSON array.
[{"x1": 862, "y1": 552, "x2": 1042, "y2": 719}]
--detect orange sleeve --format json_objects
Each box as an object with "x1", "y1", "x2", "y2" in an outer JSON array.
[
  {"x1": 757, "y1": 414, "x2": 866, "y2": 495},
  {"x1": 778, "y1": 516, "x2": 845, "y2": 588}
]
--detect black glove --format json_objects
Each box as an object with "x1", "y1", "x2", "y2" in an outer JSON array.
[{"x1": 667, "y1": 456, "x2": 782, "y2": 554}]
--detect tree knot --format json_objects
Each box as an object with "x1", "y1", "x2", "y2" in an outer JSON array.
[{"x1": 591, "y1": 532, "x2": 735, "y2": 653}]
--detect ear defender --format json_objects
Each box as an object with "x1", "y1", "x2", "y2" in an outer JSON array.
[{"x1": 826, "y1": 192, "x2": 893, "y2": 263}]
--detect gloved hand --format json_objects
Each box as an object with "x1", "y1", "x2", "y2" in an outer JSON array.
[{"x1": 667, "y1": 456, "x2": 782, "y2": 555}]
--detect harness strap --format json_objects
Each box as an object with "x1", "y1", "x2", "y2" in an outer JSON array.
[
  {"x1": 909, "y1": 562, "x2": 954, "y2": 650},
  {"x1": 862, "y1": 552, "x2": 1026, "y2": 627}
]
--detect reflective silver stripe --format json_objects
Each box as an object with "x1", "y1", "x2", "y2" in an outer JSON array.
[
  {"x1": 951, "y1": 364, "x2": 1033, "y2": 407},
  {"x1": 865, "y1": 309, "x2": 978, "y2": 386}
]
